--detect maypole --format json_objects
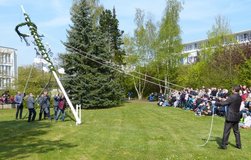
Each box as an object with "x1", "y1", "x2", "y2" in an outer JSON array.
[{"x1": 15, "y1": 5, "x2": 81, "y2": 125}]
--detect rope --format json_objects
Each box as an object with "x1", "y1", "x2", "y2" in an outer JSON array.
[
  {"x1": 64, "y1": 43, "x2": 181, "y2": 92},
  {"x1": 64, "y1": 43, "x2": 186, "y2": 90},
  {"x1": 21, "y1": 64, "x2": 34, "y2": 119},
  {"x1": 36, "y1": 71, "x2": 53, "y2": 101},
  {"x1": 198, "y1": 106, "x2": 215, "y2": 147}
]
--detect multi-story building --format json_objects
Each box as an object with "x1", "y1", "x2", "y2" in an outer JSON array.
[
  {"x1": 0, "y1": 46, "x2": 17, "y2": 90},
  {"x1": 182, "y1": 29, "x2": 251, "y2": 64}
]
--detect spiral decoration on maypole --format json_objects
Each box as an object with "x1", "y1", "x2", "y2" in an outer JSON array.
[{"x1": 15, "y1": 5, "x2": 55, "y2": 71}]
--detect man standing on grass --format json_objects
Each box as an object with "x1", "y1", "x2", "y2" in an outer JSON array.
[
  {"x1": 27, "y1": 93, "x2": 36, "y2": 122},
  {"x1": 14, "y1": 91, "x2": 24, "y2": 120},
  {"x1": 215, "y1": 86, "x2": 242, "y2": 149},
  {"x1": 38, "y1": 91, "x2": 51, "y2": 121}
]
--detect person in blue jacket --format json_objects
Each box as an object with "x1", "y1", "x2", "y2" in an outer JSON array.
[{"x1": 14, "y1": 91, "x2": 24, "y2": 120}]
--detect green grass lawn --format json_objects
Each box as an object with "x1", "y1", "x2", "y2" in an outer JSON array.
[{"x1": 0, "y1": 100, "x2": 250, "y2": 160}]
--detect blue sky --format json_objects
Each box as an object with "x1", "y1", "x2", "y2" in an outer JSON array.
[{"x1": 0, "y1": 0, "x2": 251, "y2": 66}]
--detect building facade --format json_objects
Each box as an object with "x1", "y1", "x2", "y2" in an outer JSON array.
[
  {"x1": 0, "y1": 46, "x2": 17, "y2": 90},
  {"x1": 182, "y1": 29, "x2": 251, "y2": 64}
]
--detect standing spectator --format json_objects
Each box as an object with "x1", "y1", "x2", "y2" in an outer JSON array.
[
  {"x1": 53, "y1": 94, "x2": 60, "y2": 119},
  {"x1": 38, "y1": 91, "x2": 51, "y2": 121},
  {"x1": 14, "y1": 91, "x2": 24, "y2": 120},
  {"x1": 215, "y1": 86, "x2": 242, "y2": 149},
  {"x1": 38, "y1": 94, "x2": 44, "y2": 119},
  {"x1": 27, "y1": 93, "x2": 36, "y2": 122},
  {"x1": 46, "y1": 92, "x2": 51, "y2": 118},
  {"x1": 56, "y1": 95, "x2": 66, "y2": 121},
  {"x1": 128, "y1": 92, "x2": 132, "y2": 100}
]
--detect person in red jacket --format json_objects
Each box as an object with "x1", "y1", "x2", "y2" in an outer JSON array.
[{"x1": 55, "y1": 95, "x2": 66, "y2": 121}]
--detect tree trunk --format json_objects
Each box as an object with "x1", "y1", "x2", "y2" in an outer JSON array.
[
  {"x1": 138, "y1": 93, "x2": 143, "y2": 100},
  {"x1": 164, "y1": 75, "x2": 167, "y2": 95},
  {"x1": 133, "y1": 73, "x2": 146, "y2": 100},
  {"x1": 157, "y1": 65, "x2": 162, "y2": 93}
]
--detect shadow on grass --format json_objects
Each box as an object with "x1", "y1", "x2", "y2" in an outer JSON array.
[
  {"x1": 214, "y1": 136, "x2": 236, "y2": 148},
  {"x1": 0, "y1": 120, "x2": 77, "y2": 159},
  {"x1": 213, "y1": 137, "x2": 223, "y2": 147},
  {"x1": 204, "y1": 136, "x2": 236, "y2": 148}
]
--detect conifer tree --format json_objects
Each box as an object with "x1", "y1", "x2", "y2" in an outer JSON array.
[{"x1": 61, "y1": 0, "x2": 124, "y2": 108}]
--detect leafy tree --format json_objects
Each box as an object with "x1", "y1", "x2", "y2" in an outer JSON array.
[
  {"x1": 177, "y1": 15, "x2": 251, "y2": 89},
  {"x1": 14, "y1": 65, "x2": 54, "y2": 96},
  {"x1": 177, "y1": 15, "x2": 236, "y2": 89},
  {"x1": 155, "y1": 0, "x2": 183, "y2": 94},
  {"x1": 233, "y1": 43, "x2": 251, "y2": 86},
  {"x1": 124, "y1": 9, "x2": 158, "y2": 100},
  {"x1": 200, "y1": 15, "x2": 237, "y2": 88}
]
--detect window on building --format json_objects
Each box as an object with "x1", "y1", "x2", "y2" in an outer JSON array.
[
  {"x1": 7, "y1": 78, "x2": 11, "y2": 87},
  {"x1": 188, "y1": 57, "x2": 193, "y2": 64},
  {"x1": 244, "y1": 33, "x2": 247, "y2": 41},
  {"x1": 2, "y1": 78, "x2": 6, "y2": 87},
  {"x1": 0, "y1": 55, "x2": 3, "y2": 64},
  {"x1": 0, "y1": 65, "x2": 2, "y2": 75},
  {"x1": 7, "y1": 54, "x2": 10, "y2": 63},
  {"x1": 6, "y1": 66, "x2": 11, "y2": 76}
]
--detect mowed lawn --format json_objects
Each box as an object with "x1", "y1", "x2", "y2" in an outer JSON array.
[{"x1": 0, "y1": 101, "x2": 251, "y2": 160}]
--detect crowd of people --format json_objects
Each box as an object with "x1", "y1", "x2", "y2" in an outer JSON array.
[
  {"x1": 0, "y1": 90, "x2": 14, "y2": 104},
  {"x1": 150, "y1": 85, "x2": 251, "y2": 129},
  {"x1": 14, "y1": 91, "x2": 66, "y2": 122}
]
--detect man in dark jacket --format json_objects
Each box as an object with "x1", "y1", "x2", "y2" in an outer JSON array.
[
  {"x1": 215, "y1": 86, "x2": 242, "y2": 149},
  {"x1": 38, "y1": 91, "x2": 51, "y2": 121}
]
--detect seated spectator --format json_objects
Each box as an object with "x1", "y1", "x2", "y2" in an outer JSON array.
[
  {"x1": 195, "y1": 101, "x2": 207, "y2": 116},
  {"x1": 157, "y1": 98, "x2": 164, "y2": 106},
  {"x1": 185, "y1": 95, "x2": 195, "y2": 110},
  {"x1": 2, "y1": 90, "x2": 10, "y2": 104},
  {"x1": 203, "y1": 103, "x2": 212, "y2": 116},
  {"x1": 239, "y1": 113, "x2": 251, "y2": 129},
  {"x1": 161, "y1": 100, "x2": 169, "y2": 107},
  {"x1": 148, "y1": 93, "x2": 155, "y2": 102},
  {"x1": 157, "y1": 93, "x2": 165, "y2": 106}
]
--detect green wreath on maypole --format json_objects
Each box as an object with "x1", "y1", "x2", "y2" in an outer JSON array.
[{"x1": 15, "y1": 6, "x2": 55, "y2": 71}]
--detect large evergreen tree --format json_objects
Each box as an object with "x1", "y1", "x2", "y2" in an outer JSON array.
[
  {"x1": 61, "y1": 0, "x2": 124, "y2": 108},
  {"x1": 99, "y1": 8, "x2": 125, "y2": 65}
]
